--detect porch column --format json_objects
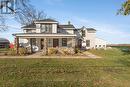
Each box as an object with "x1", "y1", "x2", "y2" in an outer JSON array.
[
  {"x1": 72, "y1": 37, "x2": 76, "y2": 49},
  {"x1": 16, "y1": 37, "x2": 19, "y2": 55},
  {"x1": 30, "y1": 38, "x2": 33, "y2": 53},
  {"x1": 44, "y1": 38, "x2": 48, "y2": 55}
]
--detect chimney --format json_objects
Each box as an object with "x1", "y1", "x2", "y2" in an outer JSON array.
[{"x1": 68, "y1": 21, "x2": 71, "y2": 25}]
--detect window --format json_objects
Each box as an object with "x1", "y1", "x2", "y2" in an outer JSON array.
[
  {"x1": 95, "y1": 45, "x2": 97, "y2": 47},
  {"x1": 82, "y1": 30, "x2": 86, "y2": 37},
  {"x1": 32, "y1": 38, "x2": 36, "y2": 46},
  {"x1": 62, "y1": 38, "x2": 67, "y2": 46},
  {"x1": 41, "y1": 24, "x2": 52, "y2": 33},
  {"x1": 86, "y1": 40, "x2": 90, "y2": 47},
  {"x1": 99, "y1": 45, "x2": 101, "y2": 47},
  {"x1": 26, "y1": 30, "x2": 33, "y2": 33},
  {"x1": 48, "y1": 39, "x2": 51, "y2": 44},
  {"x1": 103, "y1": 45, "x2": 105, "y2": 47}
]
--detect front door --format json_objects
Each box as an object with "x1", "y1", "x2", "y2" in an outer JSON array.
[
  {"x1": 53, "y1": 39, "x2": 59, "y2": 47},
  {"x1": 41, "y1": 39, "x2": 44, "y2": 49}
]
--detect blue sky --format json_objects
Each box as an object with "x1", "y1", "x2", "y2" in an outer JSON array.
[{"x1": 0, "y1": 0, "x2": 130, "y2": 44}]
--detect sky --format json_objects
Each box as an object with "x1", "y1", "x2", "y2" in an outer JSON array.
[{"x1": 0, "y1": 0, "x2": 130, "y2": 44}]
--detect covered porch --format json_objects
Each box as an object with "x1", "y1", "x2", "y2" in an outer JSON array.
[{"x1": 14, "y1": 33, "x2": 76, "y2": 55}]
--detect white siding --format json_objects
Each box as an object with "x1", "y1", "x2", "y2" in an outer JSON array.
[
  {"x1": 82, "y1": 29, "x2": 96, "y2": 49},
  {"x1": 48, "y1": 38, "x2": 53, "y2": 47},
  {"x1": 95, "y1": 38, "x2": 107, "y2": 49},
  {"x1": 67, "y1": 38, "x2": 72, "y2": 47},
  {"x1": 66, "y1": 29, "x2": 74, "y2": 34},
  {"x1": 59, "y1": 38, "x2": 62, "y2": 47},
  {"x1": 52, "y1": 24, "x2": 57, "y2": 33},
  {"x1": 36, "y1": 24, "x2": 41, "y2": 33}
]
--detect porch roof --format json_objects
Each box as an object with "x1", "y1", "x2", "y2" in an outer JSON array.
[{"x1": 13, "y1": 33, "x2": 77, "y2": 38}]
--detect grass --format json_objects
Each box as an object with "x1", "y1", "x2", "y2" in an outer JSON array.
[{"x1": 0, "y1": 48, "x2": 130, "y2": 87}]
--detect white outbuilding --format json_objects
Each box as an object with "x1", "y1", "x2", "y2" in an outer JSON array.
[{"x1": 95, "y1": 38, "x2": 107, "y2": 49}]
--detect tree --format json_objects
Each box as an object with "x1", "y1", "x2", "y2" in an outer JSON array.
[
  {"x1": 0, "y1": 0, "x2": 46, "y2": 30},
  {"x1": 118, "y1": 0, "x2": 130, "y2": 15},
  {"x1": 15, "y1": 5, "x2": 46, "y2": 25}
]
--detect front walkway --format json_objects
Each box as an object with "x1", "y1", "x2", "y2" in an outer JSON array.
[{"x1": 0, "y1": 52, "x2": 101, "y2": 59}]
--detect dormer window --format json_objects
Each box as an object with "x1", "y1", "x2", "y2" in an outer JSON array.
[
  {"x1": 41, "y1": 24, "x2": 52, "y2": 33},
  {"x1": 82, "y1": 30, "x2": 86, "y2": 37}
]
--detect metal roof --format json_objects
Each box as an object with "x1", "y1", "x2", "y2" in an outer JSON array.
[{"x1": 0, "y1": 38, "x2": 10, "y2": 43}]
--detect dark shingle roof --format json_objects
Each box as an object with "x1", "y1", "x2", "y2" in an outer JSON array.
[
  {"x1": 35, "y1": 19, "x2": 58, "y2": 22},
  {"x1": 59, "y1": 25, "x2": 75, "y2": 28},
  {"x1": 75, "y1": 28, "x2": 96, "y2": 31},
  {"x1": 0, "y1": 38, "x2": 10, "y2": 43},
  {"x1": 86, "y1": 28, "x2": 96, "y2": 31},
  {"x1": 22, "y1": 23, "x2": 36, "y2": 29}
]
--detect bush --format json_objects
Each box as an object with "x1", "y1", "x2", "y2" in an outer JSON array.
[
  {"x1": 19, "y1": 48, "x2": 28, "y2": 56},
  {"x1": 8, "y1": 48, "x2": 17, "y2": 56},
  {"x1": 47, "y1": 48, "x2": 75, "y2": 56},
  {"x1": 8, "y1": 48, "x2": 27, "y2": 56},
  {"x1": 48, "y1": 48, "x2": 58, "y2": 55},
  {"x1": 75, "y1": 48, "x2": 82, "y2": 53},
  {"x1": 60, "y1": 48, "x2": 75, "y2": 55}
]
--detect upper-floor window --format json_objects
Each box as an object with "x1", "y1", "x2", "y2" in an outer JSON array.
[
  {"x1": 26, "y1": 30, "x2": 35, "y2": 33},
  {"x1": 41, "y1": 24, "x2": 52, "y2": 33},
  {"x1": 82, "y1": 30, "x2": 86, "y2": 37}
]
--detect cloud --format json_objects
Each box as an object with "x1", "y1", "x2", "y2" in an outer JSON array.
[
  {"x1": 71, "y1": 16, "x2": 130, "y2": 44},
  {"x1": 74, "y1": 17, "x2": 130, "y2": 36}
]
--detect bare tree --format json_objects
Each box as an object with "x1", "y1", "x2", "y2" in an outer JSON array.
[
  {"x1": 14, "y1": 5, "x2": 46, "y2": 25},
  {"x1": 0, "y1": 15, "x2": 8, "y2": 31},
  {"x1": 0, "y1": 0, "x2": 46, "y2": 30}
]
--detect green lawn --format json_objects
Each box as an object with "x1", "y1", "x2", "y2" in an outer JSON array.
[{"x1": 0, "y1": 48, "x2": 130, "y2": 87}]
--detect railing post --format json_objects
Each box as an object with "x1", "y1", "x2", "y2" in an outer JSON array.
[{"x1": 44, "y1": 38, "x2": 48, "y2": 55}]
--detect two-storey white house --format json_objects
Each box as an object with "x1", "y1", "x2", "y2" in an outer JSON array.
[{"x1": 13, "y1": 19, "x2": 106, "y2": 54}]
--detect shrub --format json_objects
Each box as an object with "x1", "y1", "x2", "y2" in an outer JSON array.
[
  {"x1": 59, "y1": 48, "x2": 75, "y2": 55},
  {"x1": 46, "y1": 48, "x2": 75, "y2": 56},
  {"x1": 48, "y1": 48, "x2": 58, "y2": 55},
  {"x1": 19, "y1": 48, "x2": 28, "y2": 56},
  {"x1": 8, "y1": 48, "x2": 16, "y2": 56},
  {"x1": 75, "y1": 48, "x2": 82, "y2": 53},
  {"x1": 8, "y1": 48, "x2": 27, "y2": 56}
]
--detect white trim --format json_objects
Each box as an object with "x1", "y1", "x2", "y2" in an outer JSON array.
[
  {"x1": 35, "y1": 22, "x2": 58, "y2": 24},
  {"x1": 23, "y1": 28, "x2": 36, "y2": 30},
  {"x1": 15, "y1": 34, "x2": 77, "y2": 37},
  {"x1": 62, "y1": 28, "x2": 75, "y2": 29}
]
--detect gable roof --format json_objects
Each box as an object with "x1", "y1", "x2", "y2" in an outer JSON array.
[
  {"x1": 75, "y1": 28, "x2": 96, "y2": 31},
  {"x1": 86, "y1": 28, "x2": 96, "y2": 31},
  {"x1": 22, "y1": 23, "x2": 36, "y2": 29},
  {"x1": 59, "y1": 25, "x2": 75, "y2": 29},
  {"x1": 35, "y1": 19, "x2": 58, "y2": 22}
]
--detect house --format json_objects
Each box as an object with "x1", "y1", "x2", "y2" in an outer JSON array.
[
  {"x1": 13, "y1": 19, "x2": 107, "y2": 54},
  {"x1": 75, "y1": 26, "x2": 107, "y2": 50},
  {"x1": 0, "y1": 38, "x2": 10, "y2": 48}
]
